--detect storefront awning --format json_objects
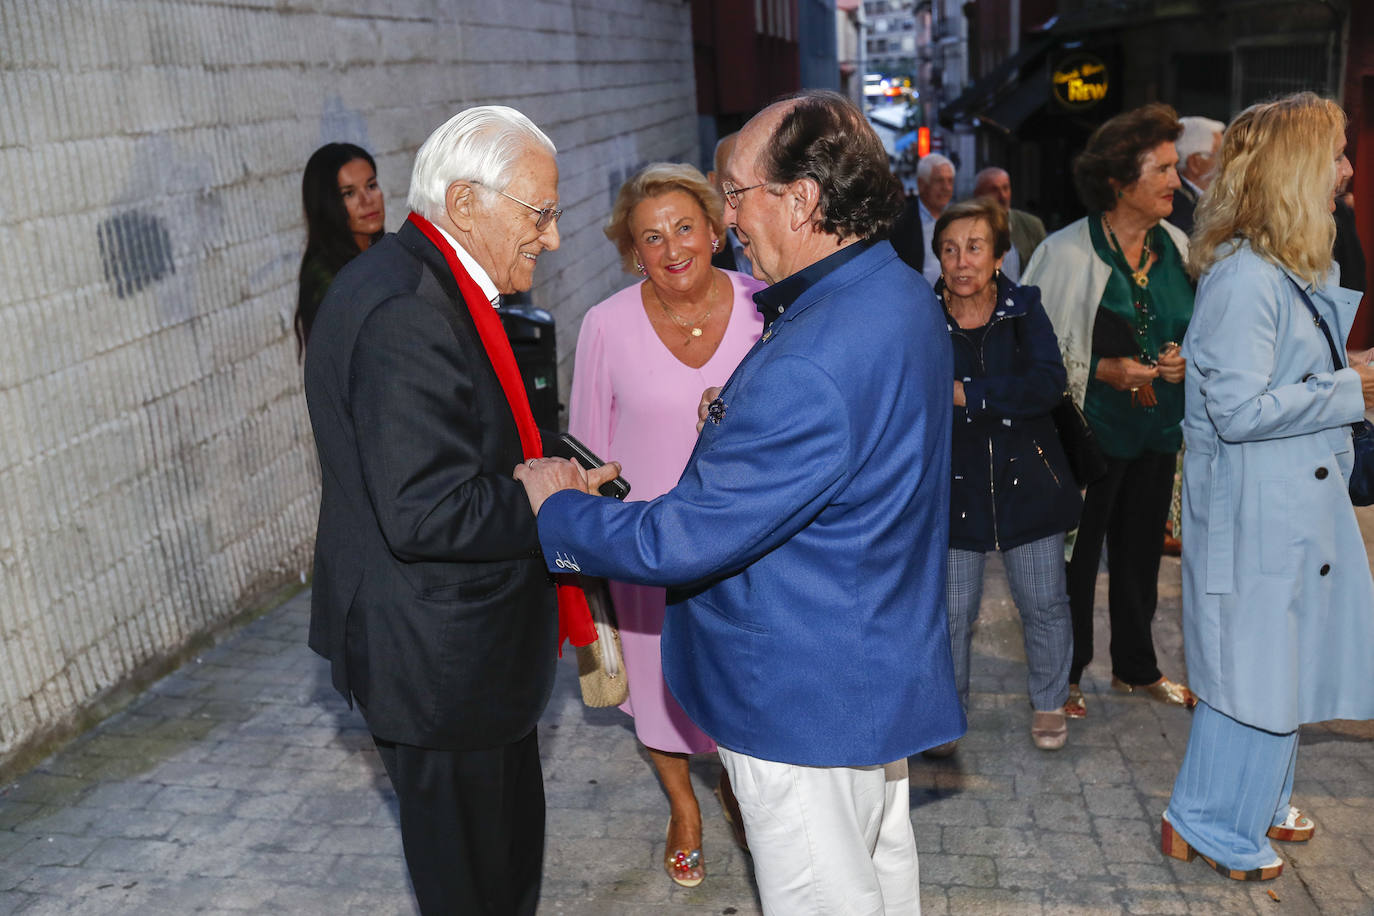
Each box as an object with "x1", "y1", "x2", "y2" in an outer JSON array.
[{"x1": 938, "y1": 36, "x2": 1055, "y2": 132}]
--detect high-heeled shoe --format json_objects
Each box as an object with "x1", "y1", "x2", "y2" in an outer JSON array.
[
  {"x1": 1267, "y1": 806, "x2": 1315, "y2": 842},
  {"x1": 1111, "y1": 675, "x2": 1197, "y2": 708},
  {"x1": 664, "y1": 816, "x2": 704, "y2": 888},
  {"x1": 1161, "y1": 815, "x2": 1282, "y2": 881}
]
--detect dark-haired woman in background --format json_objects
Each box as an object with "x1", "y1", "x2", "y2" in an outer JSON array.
[
  {"x1": 1022, "y1": 103, "x2": 1196, "y2": 718},
  {"x1": 294, "y1": 143, "x2": 385, "y2": 356}
]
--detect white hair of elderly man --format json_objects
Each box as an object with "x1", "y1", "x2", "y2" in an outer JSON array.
[{"x1": 406, "y1": 106, "x2": 556, "y2": 223}]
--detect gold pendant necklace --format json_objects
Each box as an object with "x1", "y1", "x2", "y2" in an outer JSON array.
[
  {"x1": 653, "y1": 271, "x2": 720, "y2": 344},
  {"x1": 1103, "y1": 212, "x2": 1152, "y2": 288}
]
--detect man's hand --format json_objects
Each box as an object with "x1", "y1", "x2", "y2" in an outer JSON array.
[
  {"x1": 953, "y1": 379, "x2": 966, "y2": 407},
  {"x1": 697, "y1": 386, "x2": 723, "y2": 434},
  {"x1": 1096, "y1": 356, "x2": 1159, "y2": 392},
  {"x1": 513, "y1": 457, "x2": 623, "y2": 515}
]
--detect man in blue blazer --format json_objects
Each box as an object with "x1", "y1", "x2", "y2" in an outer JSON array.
[{"x1": 519, "y1": 91, "x2": 963, "y2": 915}]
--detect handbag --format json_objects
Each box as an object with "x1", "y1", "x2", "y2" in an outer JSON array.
[
  {"x1": 1051, "y1": 392, "x2": 1109, "y2": 488},
  {"x1": 1008, "y1": 302, "x2": 1108, "y2": 488},
  {"x1": 1289, "y1": 277, "x2": 1374, "y2": 506},
  {"x1": 574, "y1": 578, "x2": 629, "y2": 707}
]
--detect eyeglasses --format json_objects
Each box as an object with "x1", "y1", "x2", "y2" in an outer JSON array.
[
  {"x1": 721, "y1": 180, "x2": 768, "y2": 209},
  {"x1": 476, "y1": 183, "x2": 563, "y2": 230}
]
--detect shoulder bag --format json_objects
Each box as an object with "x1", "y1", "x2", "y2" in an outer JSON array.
[{"x1": 1289, "y1": 277, "x2": 1374, "y2": 506}]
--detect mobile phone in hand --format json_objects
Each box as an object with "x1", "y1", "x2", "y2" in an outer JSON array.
[{"x1": 558, "y1": 433, "x2": 631, "y2": 500}]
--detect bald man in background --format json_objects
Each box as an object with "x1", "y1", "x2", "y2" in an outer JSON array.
[
  {"x1": 707, "y1": 131, "x2": 753, "y2": 275},
  {"x1": 972, "y1": 166, "x2": 1046, "y2": 282}
]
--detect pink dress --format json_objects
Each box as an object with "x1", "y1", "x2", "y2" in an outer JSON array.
[{"x1": 568, "y1": 270, "x2": 765, "y2": 753}]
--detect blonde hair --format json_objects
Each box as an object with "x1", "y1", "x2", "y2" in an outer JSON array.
[
  {"x1": 1189, "y1": 93, "x2": 1346, "y2": 286},
  {"x1": 604, "y1": 163, "x2": 726, "y2": 274}
]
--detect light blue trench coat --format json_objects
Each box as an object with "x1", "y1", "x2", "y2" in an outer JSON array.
[{"x1": 1180, "y1": 242, "x2": 1374, "y2": 734}]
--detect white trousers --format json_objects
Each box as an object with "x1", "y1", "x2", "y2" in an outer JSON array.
[{"x1": 718, "y1": 747, "x2": 920, "y2": 916}]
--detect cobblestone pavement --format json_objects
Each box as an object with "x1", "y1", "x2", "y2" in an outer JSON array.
[{"x1": 3, "y1": 519, "x2": 1373, "y2": 914}]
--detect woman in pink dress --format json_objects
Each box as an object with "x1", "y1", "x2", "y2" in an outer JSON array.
[{"x1": 569, "y1": 163, "x2": 764, "y2": 888}]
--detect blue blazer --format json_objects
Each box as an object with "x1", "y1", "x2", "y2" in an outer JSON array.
[{"x1": 537, "y1": 241, "x2": 965, "y2": 766}]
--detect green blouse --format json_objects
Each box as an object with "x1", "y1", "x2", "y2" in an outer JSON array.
[{"x1": 1083, "y1": 216, "x2": 1195, "y2": 459}]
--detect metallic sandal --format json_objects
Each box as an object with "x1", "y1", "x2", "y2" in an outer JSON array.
[
  {"x1": 1267, "y1": 806, "x2": 1316, "y2": 842},
  {"x1": 1161, "y1": 815, "x2": 1283, "y2": 881},
  {"x1": 1064, "y1": 683, "x2": 1087, "y2": 719},
  {"x1": 1111, "y1": 675, "x2": 1197, "y2": 708}
]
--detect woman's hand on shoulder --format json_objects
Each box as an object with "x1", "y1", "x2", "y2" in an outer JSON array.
[
  {"x1": 696, "y1": 386, "x2": 723, "y2": 434},
  {"x1": 1095, "y1": 356, "x2": 1159, "y2": 392}
]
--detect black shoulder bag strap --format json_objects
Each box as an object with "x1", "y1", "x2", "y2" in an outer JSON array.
[{"x1": 1288, "y1": 275, "x2": 1348, "y2": 376}]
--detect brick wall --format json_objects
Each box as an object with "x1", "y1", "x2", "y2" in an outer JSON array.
[{"x1": 0, "y1": 0, "x2": 698, "y2": 769}]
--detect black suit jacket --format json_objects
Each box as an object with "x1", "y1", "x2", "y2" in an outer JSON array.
[
  {"x1": 304, "y1": 221, "x2": 558, "y2": 750},
  {"x1": 888, "y1": 197, "x2": 925, "y2": 273},
  {"x1": 1170, "y1": 186, "x2": 1198, "y2": 235},
  {"x1": 1334, "y1": 198, "x2": 1367, "y2": 292}
]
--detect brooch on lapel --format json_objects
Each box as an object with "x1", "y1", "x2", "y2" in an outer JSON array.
[{"x1": 706, "y1": 397, "x2": 727, "y2": 426}]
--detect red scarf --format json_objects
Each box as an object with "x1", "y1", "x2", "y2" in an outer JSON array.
[{"x1": 407, "y1": 211, "x2": 596, "y2": 653}]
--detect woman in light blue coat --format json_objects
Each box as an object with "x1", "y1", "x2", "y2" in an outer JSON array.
[{"x1": 1161, "y1": 92, "x2": 1374, "y2": 882}]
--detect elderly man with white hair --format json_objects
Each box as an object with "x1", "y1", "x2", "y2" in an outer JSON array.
[
  {"x1": 304, "y1": 106, "x2": 616, "y2": 915},
  {"x1": 1171, "y1": 115, "x2": 1224, "y2": 232},
  {"x1": 890, "y1": 152, "x2": 956, "y2": 287}
]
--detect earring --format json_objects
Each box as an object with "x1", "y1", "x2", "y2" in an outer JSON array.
[
  {"x1": 1116, "y1": 189, "x2": 1124, "y2": 199},
  {"x1": 635, "y1": 262, "x2": 647, "y2": 275},
  {"x1": 711, "y1": 238, "x2": 720, "y2": 253}
]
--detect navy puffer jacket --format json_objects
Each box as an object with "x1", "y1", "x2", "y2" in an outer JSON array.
[{"x1": 943, "y1": 276, "x2": 1082, "y2": 552}]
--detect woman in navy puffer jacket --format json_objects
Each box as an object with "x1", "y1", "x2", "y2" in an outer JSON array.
[{"x1": 925, "y1": 197, "x2": 1082, "y2": 755}]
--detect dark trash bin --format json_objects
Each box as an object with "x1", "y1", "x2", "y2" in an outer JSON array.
[{"x1": 499, "y1": 305, "x2": 561, "y2": 432}]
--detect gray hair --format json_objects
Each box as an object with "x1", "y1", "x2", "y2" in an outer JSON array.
[
  {"x1": 406, "y1": 106, "x2": 557, "y2": 222},
  {"x1": 1175, "y1": 116, "x2": 1224, "y2": 162},
  {"x1": 916, "y1": 153, "x2": 955, "y2": 183}
]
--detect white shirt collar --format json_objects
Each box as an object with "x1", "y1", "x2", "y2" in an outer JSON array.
[
  {"x1": 429, "y1": 222, "x2": 501, "y2": 307},
  {"x1": 1181, "y1": 176, "x2": 1205, "y2": 199}
]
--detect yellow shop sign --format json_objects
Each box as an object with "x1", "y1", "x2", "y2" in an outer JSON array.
[{"x1": 1052, "y1": 53, "x2": 1110, "y2": 110}]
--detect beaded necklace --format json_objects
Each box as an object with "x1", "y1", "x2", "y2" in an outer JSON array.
[{"x1": 1102, "y1": 213, "x2": 1161, "y2": 407}]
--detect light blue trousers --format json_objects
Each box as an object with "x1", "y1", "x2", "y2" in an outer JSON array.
[
  {"x1": 946, "y1": 533, "x2": 1072, "y2": 712},
  {"x1": 1165, "y1": 700, "x2": 1298, "y2": 870}
]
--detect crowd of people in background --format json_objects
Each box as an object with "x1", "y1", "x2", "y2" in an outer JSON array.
[{"x1": 293, "y1": 87, "x2": 1372, "y2": 915}]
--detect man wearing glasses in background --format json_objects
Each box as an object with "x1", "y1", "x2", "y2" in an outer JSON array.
[
  {"x1": 304, "y1": 106, "x2": 612, "y2": 915},
  {"x1": 517, "y1": 90, "x2": 964, "y2": 915}
]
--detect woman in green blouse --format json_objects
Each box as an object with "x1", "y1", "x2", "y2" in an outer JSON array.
[{"x1": 1022, "y1": 103, "x2": 1197, "y2": 719}]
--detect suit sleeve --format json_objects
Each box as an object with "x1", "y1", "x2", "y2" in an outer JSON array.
[
  {"x1": 537, "y1": 353, "x2": 850, "y2": 586},
  {"x1": 962, "y1": 289, "x2": 1066, "y2": 420},
  {"x1": 349, "y1": 294, "x2": 539, "y2": 562},
  {"x1": 1191, "y1": 269, "x2": 1365, "y2": 444}
]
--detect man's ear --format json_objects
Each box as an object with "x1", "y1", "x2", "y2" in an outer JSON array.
[
  {"x1": 789, "y1": 177, "x2": 821, "y2": 232},
  {"x1": 446, "y1": 182, "x2": 477, "y2": 233}
]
